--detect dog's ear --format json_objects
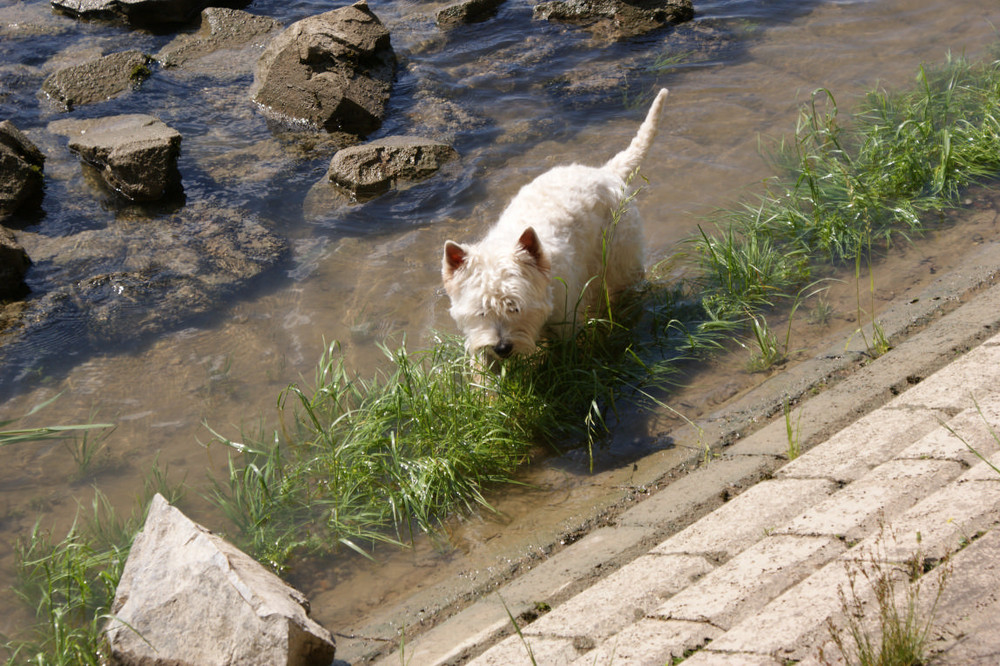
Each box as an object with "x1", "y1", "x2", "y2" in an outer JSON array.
[
  {"x1": 516, "y1": 228, "x2": 549, "y2": 274},
  {"x1": 443, "y1": 241, "x2": 467, "y2": 279}
]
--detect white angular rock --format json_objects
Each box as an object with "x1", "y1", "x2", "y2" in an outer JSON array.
[{"x1": 105, "y1": 494, "x2": 336, "y2": 666}]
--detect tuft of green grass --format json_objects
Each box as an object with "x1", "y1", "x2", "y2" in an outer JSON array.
[{"x1": 825, "y1": 524, "x2": 949, "y2": 666}]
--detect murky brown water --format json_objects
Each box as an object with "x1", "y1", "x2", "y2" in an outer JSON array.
[{"x1": 1, "y1": 0, "x2": 998, "y2": 652}]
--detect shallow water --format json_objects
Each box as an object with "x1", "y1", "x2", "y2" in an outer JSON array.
[{"x1": 0, "y1": 0, "x2": 998, "y2": 650}]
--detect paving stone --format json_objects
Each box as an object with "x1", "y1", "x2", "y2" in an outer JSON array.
[
  {"x1": 924, "y1": 528, "x2": 1000, "y2": 663},
  {"x1": 682, "y1": 650, "x2": 785, "y2": 665},
  {"x1": 858, "y1": 476, "x2": 1000, "y2": 562},
  {"x1": 522, "y1": 554, "x2": 713, "y2": 640},
  {"x1": 469, "y1": 632, "x2": 578, "y2": 666},
  {"x1": 569, "y1": 619, "x2": 719, "y2": 666},
  {"x1": 654, "y1": 535, "x2": 844, "y2": 630},
  {"x1": 371, "y1": 599, "x2": 510, "y2": 666},
  {"x1": 618, "y1": 456, "x2": 776, "y2": 529},
  {"x1": 775, "y1": 407, "x2": 946, "y2": 482},
  {"x1": 499, "y1": 526, "x2": 650, "y2": 607},
  {"x1": 376, "y1": 526, "x2": 649, "y2": 665},
  {"x1": 706, "y1": 557, "x2": 855, "y2": 661},
  {"x1": 958, "y1": 448, "x2": 1000, "y2": 481},
  {"x1": 892, "y1": 338, "x2": 1000, "y2": 411},
  {"x1": 777, "y1": 459, "x2": 963, "y2": 541},
  {"x1": 651, "y1": 479, "x2": 836, "y2": 559},
  {"x1": 897, "y1": 394, "x2": 1000, "y2": 467}
]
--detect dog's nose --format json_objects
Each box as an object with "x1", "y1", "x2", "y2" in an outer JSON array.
[{"x1": 493, "y1": 340, "x2": 514, "y2": 358}]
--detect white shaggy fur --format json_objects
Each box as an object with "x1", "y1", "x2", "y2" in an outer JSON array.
[{"x1": 442, "y1": 89, "x2": 669, "y2": 360}]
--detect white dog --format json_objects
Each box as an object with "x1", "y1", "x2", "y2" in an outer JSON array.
[{"x1": 442, "y1": 88, "x2": 669, "y2": 361}]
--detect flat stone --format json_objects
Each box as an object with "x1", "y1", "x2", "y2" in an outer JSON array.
[
  {"x1": 777, "y1": 459, "x2": 963, "y2": 541},
  {"x1": 469, "y1": 633, "x2": 579, "y2": 666},
  {"x1": 523, "y1": 554, "x2": 713, "y2": 640},
  {"x1": 51, "y1": 0, "x2": 218, "y2": 25},
  {"x1": 156, "y1": 7, "x2": 280, "y2": 68},
  {"x1": 569, "y1": 618, "x2": 719, "y2": 666},
  {"x1": 105, "y1": 494, "x2": 336, "y2": 666},
  {"x1": 51, "y1": 114, "x2": 181, "y2": 201},
  {"x1": 436, "y1": 0, "x2": 505, "y2": 28},
  {"x1": 533, "y1": 0, "x2": 693, "y2": 41},
  {"x1": 896, "y1": 395, "x2": 1000, "y2": 467},
  {"x1": 683, "y1": 651, "x2": 785, "y2": 665},
  {"x1": 654, "y1": 535, "x2": 844, "y2": 630},
  {"x1": 707, "y1": 557, "x2": 855, "y2": 661},
  {"x1": 775, "y1": 406, "x2": 947, "y2": 482},
  {"x1": 41, "y1": 50, "x2": 150, "y2": 110},
  {"x1": 651, "y1": 479, "x2": 836, "y2": 559},
  {"x1": 892, "y1": 338, "x2": 1000, "y2": 411},
  {"x1": 326, "y1": 135, "x2": 458, "y2": 199}
]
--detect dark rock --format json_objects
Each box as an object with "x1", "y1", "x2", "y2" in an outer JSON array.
[
  {"x1": 0, "y1": 202, "x2": 287, "y2": 389},
  {"x1": 0, "y1": 120, "x2": 45, "y2": 221},
  {"x1": 436, "y1": 0, "x2": 505, "y2": 28},
  {"x1": 41, "y1": 50, "x2": 151, "y2": 111},
  {"x1": 251, "y1": 0, "x2": 396, "y2": 136},
  {"x1": 326, "y1": 135, "x2": 458, "y2": 198},
  {"x1": 50, "y1": 114, "x2": 182, "y2": 202},
  {"x1": 534, "y1": 0, "x2": 693, "y2": 40},
  {"x1": 0, "y1": 227, "x2": 30, "y2": 301},
  {"x1": 105, "y1": 494, "x2": 336, "y2": 666},
  {"x1": 50, "y1": 0, "x2": 235, "y2": 26},
  {"x1": 157, "y1": 7, "x2": 281, "y2": 68}
]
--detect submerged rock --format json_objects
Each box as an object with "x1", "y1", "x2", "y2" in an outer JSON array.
[
  {"x1": 534, "y1": 0, "x2": 693, "y2": 40},
  {"x1": 0, "y1": 227, "x2": 30, "y2": 301},
  {"x1": 105, "y1": 494, "x2": 336, "y2": 666},
  {"x1": 156, "y1": 7, "x2": 281, "y2": 68},
  {"x1": 50, "y1": 114, "x2": 181, "y2": 202},
  {"x1": 50, "y1": 0, "x2": 235, "y2": 26},
  {"x1": 0, "y1": 201, "x2": 286, "y2": 390},
  {"x1": 326, "y1": 135, "x2": 458, "y2": 199},
  {"x1": 436, "y1": 0, "x2": 505, "y2": 28},
  {"x1": 0, "y1": 120, "x2": 45, "y2": 221},
  {"x1": 251, "y1": 0, "x2": 395, "y2": 136},
  {"x1": 41, "y1": 50, "x2": 151, "y2": 111}
]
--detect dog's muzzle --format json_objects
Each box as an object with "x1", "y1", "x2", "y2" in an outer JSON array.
[{"x1": 492, "y1": 340, "x2": 514, "y2": 359}]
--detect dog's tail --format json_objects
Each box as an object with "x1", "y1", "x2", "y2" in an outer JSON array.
[{"x1": 603, "y1": 88, "x2": 669, "y2": 181}]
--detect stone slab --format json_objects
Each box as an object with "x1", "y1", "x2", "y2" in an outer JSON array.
[
  {"x1": 896, "y1": 394, "x2": 1000, "y2": 467},
  {"x1": 654, "y1": 535, "x2": 844, "y2": 630},
  {"x1": 706, "y1": 557, "x2": 855, "y2": 661},
  {"x1": 891, "y1": 337, "x2": 1000, "y2": 411},
  {"x1": 777, "y1": 459, "x2": 963, "y2": 541},
  {"x1": 775, "y1": 406, "x2": 947, "y2": 482},
  {"x1": 617, "y1": 455, "x2": 776, "y2": 529},
  {"x1": 523, "y1": 554, "x2": 713, "y2": 640},
  {"x1": 469, "y1": 633, "x2": 578, "y2": 666},
  {"x1": 569, "y1": 619, "x2": 719, "y2": 666},
  {"x1": 651, "y1": 478, "x2": 836, "y2": 559},
  {"x1": 682, "y1": 651, "x2": 784, "y2": 665}
]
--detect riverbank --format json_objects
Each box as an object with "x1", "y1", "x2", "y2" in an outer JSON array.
[{"x1": 340, "y1": 223, "x2": 1000, "y2": 663}]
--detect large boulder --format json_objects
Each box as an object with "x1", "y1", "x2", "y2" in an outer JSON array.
[
  {"x1": 51, "y1": 114, "x2": 181, "y2": 202},
  {"x1": 105, "y1": 494, "x2": 336, "y2": 666},
  {"x1": 156, "y1": 7, "x2": 281, "y2": 68},
  {"x1": 50, "y1": 0, "x2": 234, "y2": 26},
  {"x1": 326, "y1": 135, "x2": 458, "y2": 199},
  {"x1": 41, "y1": 50, "x2": 151, "y2": 111},
  {"x1": 0, "y1": 120, "x2": 45, "y2": 221},
  {"x1": 0, "y1": 227, "x2": 30, "y2": 300},
  {"x1": 251, "y1": 0, "x2": 396, "y2": 137},
  {"x1": 534, "y1": 0, "x2": 693, "y2": 40}
]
